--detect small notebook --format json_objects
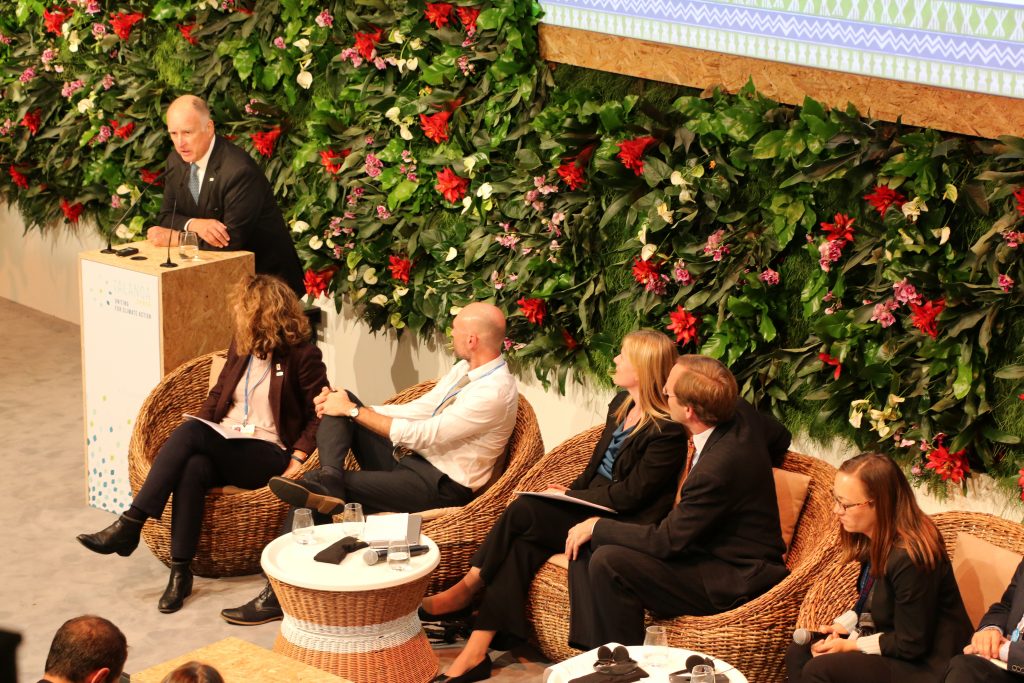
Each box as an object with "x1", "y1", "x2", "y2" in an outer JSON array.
[{"x1": 364, "y1": 513, "x2": 422, "y2": 548}]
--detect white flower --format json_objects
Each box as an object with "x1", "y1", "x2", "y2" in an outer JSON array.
[
  {"x1": 476, "y1": 183, "x2": 492, "y2": 199},
  {"x1": 410, "y1": 38, "x2": 423, "y2": 50},
  {"x1": 848, "y1": 399, "x2": 870, "y2": 429},
  {"x1": 292, "y1": 38, "x2": 310, "y2": 53},
  {"x1": 291, "y1": 220, "x2": 310, "y2": 233},
  {"x1": 77, "y1": 98, "x2": 94, "y2": 113},
  {"x1": 399, "y1": 125, "x2": 413, "y2": 141},
  {"x1": 933, "y1": 226, "x2": 951, "y2": 245},
  {"x1": 116, "y1": 184, "x2": 131, "y2": 196},
  {"x1": 308, "y1": 235, "x2": 323, "y2": 250},
  {"x1": 678, "y1": 185, "x2": 693, "y2": 204},
  {"x1": 944, "y1": 184, "x2": 958, "y2": 203},
  {"x1": 640, "y1": 243, "x2": 657, "y2": 261},
  {"x1": 463, "y1": 155, "x2": 477, "y2": 174},
  {"x1": 461, "y1": 196, "x2": 472, "y2": 214},
  {"x1": 445, "y1": 247, "x2": 457, "y2": 261},
  {"x1": 68, "y1": 30, "x2": 81, "y2": 52},
  {"x1": 901, "y1": 197, "x2": 928, "y2": 222},
  {"x1": 393, "y1": 58, "x2": 407, "y2": 73},
  {"x1": 670, "y1": 171, "x2": 684, "y2": 186},
  {"x1": 115, "y1": 223, "x2": 133, "y2": 239},
  {"x1": 389, "y1": 28, "x2": 405, "y2": 43},
  {"x1": 369, "y1": 294, "x2": 388, "y2": 306},
  {"x1": 450, "y1": 305, "x2": 462, "y2": 315},
  {"x1": 362, "y1": 268, "x2": 378, "y2": 285},
  {"x1": 326, "y1": 238, "x2": 336, "y2": 249},
  {"x1": 637, "y1": 225, "x2": 648, "y2": 244},
  {"x1": 296, "y1": 70, "x2": 313, "y2": 89},
  {"x1": 394, "y1": 287, "x2": 409, "y2": 298},
  {"x1": 405, "y1": 57, "x2": 418, "y2": 71},
  {"x1": 385, "y1": 106, "x2": 401, "y2": 123},
  {"x1": 656, "y1": 202, "x2": 673, "y2": 223}
]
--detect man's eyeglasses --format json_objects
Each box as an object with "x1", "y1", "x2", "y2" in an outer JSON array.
[{"x1": 833, "y1": 496, "x2": 873, "y2": 512}]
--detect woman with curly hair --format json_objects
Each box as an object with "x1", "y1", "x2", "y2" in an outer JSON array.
[{"x1": 78, "y1": 274, "x2": 329, "y2": 613}]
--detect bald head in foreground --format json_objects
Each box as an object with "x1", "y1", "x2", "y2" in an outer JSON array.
[{"x1": 222, "y1": 301, "x2": 520, "y2": 625}]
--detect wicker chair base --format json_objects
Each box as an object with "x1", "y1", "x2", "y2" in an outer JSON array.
[{"x1": 274, "y1": 632, "x2": 437, "y2": 683}]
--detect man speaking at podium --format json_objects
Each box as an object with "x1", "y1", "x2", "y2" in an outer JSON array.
[{"x1": 146, "y1": 95, "x2": 304, "y2": 296}]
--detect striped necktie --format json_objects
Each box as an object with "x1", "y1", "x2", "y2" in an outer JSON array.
[{"x1": 188, "y1": 163, "x2": 201, "y2": 202}]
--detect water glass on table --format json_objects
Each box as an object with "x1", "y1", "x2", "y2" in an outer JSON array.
[
  {"x1": 292, "y1": 508, "x2": 315, "y2": 545},
  {"x1": 178, "y1": 230, "x2": 199, "y2": 261},
  {"x1": 341, "y1": 502, "x2": 365, "y2": 539},
  {"x1": 387, "y1": 540, "x2": 410, "y2": 571},
  {"x1": 642, "y1": 625, "x2": 668, "y2": 668},
  {"x1": 691, "y1": 664, "x2": 715, "y2": 683}
]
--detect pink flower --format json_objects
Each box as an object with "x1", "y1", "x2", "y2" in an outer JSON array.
[
  {"x1": 364, "y1": 153, "x2": 383, "y2": 178},
  {"x1": 61, "y1": 79, "x2": 85, "y2": 98},
  {"x1": 41, "y1": 48, "x2": 58, "y2": 65},
  {"x1": 110, "y1": 194, "x2": 122, "y2": 209},
  {"x1": 18, "y1": 67, "x2": 35, "y2": 83},
  {"x1": 999, "y1": 274, "x2": 1014, "y2": 293},
  {"x1": 101, "y1": 73, "x2": 115, "y2": 90},
  {"x1": 273, "y1": 36, "x2": 285, "y2": 49},
  {"x1": 1002, "y1": 230, "x2": 1024, "y2": 248},
  {"x1": 759, "y1": 268, "x2": 779, "y2": 286},
  {"x1": 892, "y1": 279, "x2": 921, "y2": 306},
  {"x1": 495, "y1": 234, "x2": 519, "y2": 249},
  {"x1": 673, "y1": 261, "x2": 693, "y2": 285},
  {"x1": 818, "y1": 240, "x2": 843, "y2": 271},
  {"x1": 870, "y1": 300, "x2": 897, "y2": 328},
  {"x1": 92, "y1": 22, "x2": 106, "y2": 38},
  {"x1": 376, "y1": 205, "x2": 391, "y2": 220},
  {"x1": 315, "y1": 9, "x2": 333, "y2": 27},
  {"x1": 704, "y1": 229, "x2": 729, "y2": 261}
]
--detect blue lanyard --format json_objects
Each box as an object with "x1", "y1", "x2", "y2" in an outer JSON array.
[
  {"x1": 243, "y1": 355, "x2": 272, "y2": 426},
  {"x1": 431, "y1": 360, "x2": 506, "y2": 416}
]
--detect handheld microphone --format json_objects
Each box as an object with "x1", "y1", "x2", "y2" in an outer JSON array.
[
  {"x1": 362, "y1": 544, "x2": 430, "y2": 565},
  {"x1": 103, "y1": 169, "x2": 165, "y2": 254},
  {"x1": 160, "y1": 199, "x2": 178, "y2": 268},
  {"x1": 793, "y1": 610, "x2": 858, "y2": 646}
]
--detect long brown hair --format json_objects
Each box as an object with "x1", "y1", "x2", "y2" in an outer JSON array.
[
  {"x1": 231, "y1": 274, "x2": 310, "y2": 358},
  {"x1": 161, "y1": 661, "x2": 224, "y2": 683},
  {"x1": 839, "y1": 452, "x2": 945, "y2": 577},
  {"x1": 612, "y1": 330, "x2": 677, "y2": 431}
]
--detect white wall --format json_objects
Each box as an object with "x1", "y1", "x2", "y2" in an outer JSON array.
[{"x1": 0, "y1": 204, "x2": 103, "y2": 324}]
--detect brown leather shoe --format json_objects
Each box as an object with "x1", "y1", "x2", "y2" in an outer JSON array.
[{"x1": 268, "y1": 476, "x2": 346, "y2": 515}]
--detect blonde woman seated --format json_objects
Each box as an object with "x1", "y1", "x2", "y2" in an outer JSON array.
[
  {"x1": 786, "y1": 452, "x2": 972, "y2": 683},
  {"x1": 422, "y1": 330, "x2": 687, "y2": 682},
  {"x1": 77, "y1": 274, "x2": 328, "y2": 613}
]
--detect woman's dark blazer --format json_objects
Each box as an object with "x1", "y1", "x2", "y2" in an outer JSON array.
[
  {"x1": 196, "y1": 341, "x2": 328, "y2": 455},
  {"x1": 867, "y1": 546, "x2": 973, "y2": 681},
  {"x1": 565, "y1": 392, "x2": 687, "y2": 524}
]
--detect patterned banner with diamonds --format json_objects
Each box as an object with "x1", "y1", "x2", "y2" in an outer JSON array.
[{"x1": 539, "y1": 0, "x2": 1024, "y2": 99}]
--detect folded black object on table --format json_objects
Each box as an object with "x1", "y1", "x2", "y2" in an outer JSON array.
[
  {"x1": 313, "y1": 536, "x2": 368, "y2": 564},
  {"x1": 568, "y1": 645, "x2": 649, "y2": 682}
]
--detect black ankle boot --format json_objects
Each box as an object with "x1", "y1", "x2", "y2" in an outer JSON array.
[
  {"x1": 76, "y1": 515, "x2": 143, "y2": 556},
  {"x1": 220, "y1": 580, "x2": 283, "y2": 625},
  {"x1": 158, "y1": 562, "x2": 193, "y2": 613}
]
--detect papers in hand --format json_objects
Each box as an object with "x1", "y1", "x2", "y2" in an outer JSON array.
[
  {"x1": 514, "y1": 490, "x2": 616, "y2": 513},
  {"x1": 183, "y1": 414, "x2": 259, "y2": 440}
]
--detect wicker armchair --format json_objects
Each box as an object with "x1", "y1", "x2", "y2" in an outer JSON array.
[
  {"x1": 796, "y1": 510, "x2": 1024, "y2": 631},
  {"x1": 525, "y1": 429, "x2": 840, "y2": 683},
  {"x1": 129, "y1": 352, "x2": 544, "y2": 581}
]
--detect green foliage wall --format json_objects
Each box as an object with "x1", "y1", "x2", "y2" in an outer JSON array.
[{"x1": 2, "y1": 0, "x2": 1024, "y2": 500}]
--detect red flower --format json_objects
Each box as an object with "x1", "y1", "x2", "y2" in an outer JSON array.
[
  {"x1": 139, "y1": 168, "x2": 163, "y2": 185},
  {"x1": 820, "y1": 213, "x2": 855, "y2": 245},
  {"x1": 562, "y1": 329, "x2": 579, "y2": 351},
  {"x1": 178, "y1": 23, "x2": 198, "y2": 46},
  {"x1": 818, "y1": 352, "x2": 842, "y2": 380},
  {"x1": 303, "y1": 267, "x2": 337, "y2": 298},
  {"x1": 419, "y1": 110, "x2": 451, "y2": 144},
  {"x1": 250, "y1": 126, "x2": 281, "y2": 157},
  {"x1": 424, "y1": 3, "x2": 455, "y2": 28},
  {"x1": 457, "y1": 7, "x2": 481, "y2": 33},
  {"x1": 667, "y1": 306, "x2": 699, "y2": 346},
  {"x1": 909, "y1": 297, "x2": 945, "y2": 339},
  {"x1": 1014, "y1": 187, "x2": 1024, "y2": 216},
  {"x1": 864, "y1": 185, "x2": 907, "y2": 216},
  {"x1": 557, "y1": 162, "x2": 586, "y2": 190},
  {"x1": 110, "y1": 119, "x2": 135, "y2": 140},
  {"x1": 388, "y1": 255, "x2": 412, "y2": 283},
  {"x1": 353, "y1": 26, "x2": 383, "y2": 61},
  {"x1": 43, "y1": 7, "x2": 73, "y2": 36},
  {"x1": 632, "y1": 258, "x2": 664, "y2": 292},
  {"x1": 109, "y1": 11, "x2": 145, "y2": 40},
  {"x1": 1018, "y1": 467, "x2": 1024, "y2": 502},
  {"x1": 9, "y1": 165, "x2": 29, "y2": 190},
  {"x1": 925, "y1": 440, "x2": 969, "y2": 484},
  {"x1": 20, "y1": 109, "x2": 42, "y2": 135},
  {"x1": 616, "y1": 136, "x2": 657, "y2": 176},
  {"x1": 320, "y1": 149, "x2": 350, "y2": 175},
  {"x1": 517, "y1": 297, "x2": 546, "y2": 325},
  {"x1": 435, "y1": 167, "x2": 469, "y2": 203},
  {"x1": 60, "y1": 198, "x2": 84, "y2": 224}
]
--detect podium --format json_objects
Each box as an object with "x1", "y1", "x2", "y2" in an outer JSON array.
[{"x1": 79, "y1": 241, "x2": 254, "y2": 512}]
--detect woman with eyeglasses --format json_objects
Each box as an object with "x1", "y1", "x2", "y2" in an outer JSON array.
[{"x1": 786, "y1": 452, "x2": 972, "y2": 683}]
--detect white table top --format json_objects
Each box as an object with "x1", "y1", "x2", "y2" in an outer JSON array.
[
  {"x1": 261, "y1": 522, "x2": 439, "y2": 592},
  {"x1": 543, "y1": 644, "x2": 747, "y2": 683}
]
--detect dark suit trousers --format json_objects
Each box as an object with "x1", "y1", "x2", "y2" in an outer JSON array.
[
  {"x1": 309, "y1": 401, "x2": 473, "y2": 518},
  {"x1": 942, "y1": 654, "x2": 1018, "y2": 683},
  {"x1": 470, "y1": 496, "x2": 598, "y2": 640},
  {"x1": 132, "y1": 420, "x2": 289, "y2": 559},
  {"x1": 568, "y1": 545, "x2": 716, "y2": 650},
  {"x1": 785, "y1": 644, "x2": 936, "y2": 683}
]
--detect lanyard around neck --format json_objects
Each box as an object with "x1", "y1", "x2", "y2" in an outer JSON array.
[{"x1": 432, "y1": 360, "x2": 506, "y2": 416}]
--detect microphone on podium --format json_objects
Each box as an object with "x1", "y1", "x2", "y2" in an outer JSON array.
[
  {"x1": 102, "y1": 169, "x2": 166, "y2": 254},
  {"x1": 792, "y1": 610, "x2": 859, "y2": 646},
  {"x1": 160, "y1": 199, "x2": 178, "y2": 269}
]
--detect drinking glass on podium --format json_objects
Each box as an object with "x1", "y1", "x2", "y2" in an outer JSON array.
[
  {"x1": 642, "y1": 625, "x2": 668, "y2": 668},
  {"x1": 179, "y1": 230, "x2": 199, "y2": 261},
  {"x1": 341, "y1": 502, "x2": 365, "y2": 539}
]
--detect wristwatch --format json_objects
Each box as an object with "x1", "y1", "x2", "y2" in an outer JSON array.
[{"x1": 347, "y1": 406, "x2": 360, "y2": 419}]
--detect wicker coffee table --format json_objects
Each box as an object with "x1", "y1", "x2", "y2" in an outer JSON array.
[
  {"x1": 263, "y1": 522, "x2": 440, "y2": 683},
  {"x1": 543, "y1": 643, "x2": 748, "y2": 682}
]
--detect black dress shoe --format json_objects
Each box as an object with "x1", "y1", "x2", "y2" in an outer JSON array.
[
  {"x1": 76, "y1": 515, "x2": 142, "y2": 556},
  {"x1": 220, "y1": 580, "x2": 283, "y2": 625},
  {"x1": 269, "y1": 476, "x2": 346, "y2": 515},
  {"x1": 433, "y1": 656, "x2": 492, "y2": 683},
  {"x1": 158, "y1": 562, "x2": 193, "y2": 613}
]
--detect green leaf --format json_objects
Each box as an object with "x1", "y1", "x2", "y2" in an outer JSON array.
[
  {"x1": 233, "y1": 48, "x2": 257, "y2": 81},
  {"x1": 994, "y1": 365, "x2": 1024, "y2": 379},
  {"x1": 752, "y1": 130, "x2": 785, "y2": 159},
  {"x1": 953, "y1": 357, "x2": 972, "y2": 400},
  {"x1": 387, "y1": 179, "x2": 419, "y2": 210}
]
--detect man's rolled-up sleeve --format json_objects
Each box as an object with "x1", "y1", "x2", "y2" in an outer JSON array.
[{"x1": 388, "y1": 384, "x2": 508, "y2": 452}]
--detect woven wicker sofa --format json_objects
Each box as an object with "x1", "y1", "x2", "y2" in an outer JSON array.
[
  {"x1": 128, "y1": 350, "x2": 544, "y2": 581},
  {"x1": 796, "y1": 510, "x2": 1024, "y2": 633},
  {"x1": 521, "y1": 427, "x2": 840, "y2": 683}
]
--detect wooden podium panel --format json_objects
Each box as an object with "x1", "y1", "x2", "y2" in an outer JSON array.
[{"x1": 79, "y1": 241, "x2": 254, "y2": 511}]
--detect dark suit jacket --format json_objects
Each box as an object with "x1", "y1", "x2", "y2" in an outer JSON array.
[
  {"x1": 591, "y1": 398, "x2": 791, "y2": 612},
  {"x1": 868, "y1": 547, "x2": 973, "y2": 681},
  {"x1": 157, "y1": 136, "x2": 304, "y2": 295},
  {"x1": 197, "y1": 342, "x2": 328, "y2": 455},
  {"x1": 566, "y1": 392, "x2": 687, "y2": 524},
  {"x1": 979, "y1": 558, "x2": 1024, "y2": 674}
]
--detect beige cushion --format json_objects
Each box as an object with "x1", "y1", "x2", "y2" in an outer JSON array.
[
  {"x1": 547, "y1": 553, "x2": 569, "y2": 570},
  {"x1": 774, "y1": 468, "x2": 811, "y2": 551},
  {"x1": 208, "y1": 354, "x2": 227, "y2": 391},
  {"x1": 952, "y1": 532, "x2": 1022, "y2": 626}
]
